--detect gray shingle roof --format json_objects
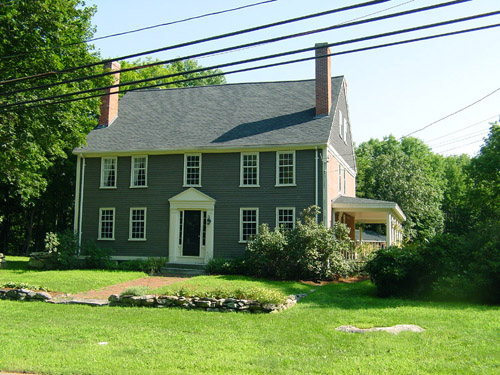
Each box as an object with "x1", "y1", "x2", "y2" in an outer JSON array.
[
  {"x1": 75, "y1": 76, "x2": 355, "y2": 169},
  {"x1": 333, "y1": 196, "x2": 398, "y2": 206}
]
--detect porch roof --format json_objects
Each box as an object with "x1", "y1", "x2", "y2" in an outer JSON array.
[{"x1": 332, "y1": 196, "x2": 406, "y2": 223}]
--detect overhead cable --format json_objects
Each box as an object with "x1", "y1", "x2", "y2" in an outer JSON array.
[
  {"x1": 2, "y1": 20, "x2": 498, "y2": 112},
  {"x1": 2, "y1": 2, "x2": 490, "y2": 105},
  {"x1": 0, "y1": 0, "x2": 467, "y2": 86},
  {"x1": 0, "y1": 0, "x2": 278, "y2": 61}
]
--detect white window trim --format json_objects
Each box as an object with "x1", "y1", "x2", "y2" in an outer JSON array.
[
  {"x1": 240, "y1": 152, "x2": 260, "y2": 187},
  {"x1": 128, "y1": 207, "x2": 147, "y2": 241},
  {"x1": 183, "y1": 153, "x2": 202, "y2": 187},
  {"x1": 130, "y1": 155, "x2": 148, "y2": 188},
  {"x1": 98, "y1": 207, "x2": 115, "y2": 241},
  {"x1": 100, "y1": 157, "x2": 117, "y2": 189},
  {"x1": 275, "y1": 151, "x2": 296, "y2": 187},
  {"x1": 239, "y1": 207, "x2": 259, "y2": 243},
  {"x1": 276, "y1": 207, "x2": 296, "y2": 230}
]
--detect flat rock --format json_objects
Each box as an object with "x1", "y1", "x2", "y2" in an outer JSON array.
[{"x1": 336, "y1": 324, "x2": 425, "y2": 335}]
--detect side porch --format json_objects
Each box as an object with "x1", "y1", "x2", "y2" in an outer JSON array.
[{"x1": 332, "y1": 196, "x2": 406, "y2": 250}]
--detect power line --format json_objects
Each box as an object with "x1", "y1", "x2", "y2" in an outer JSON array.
[
  {"x1": 400, "y1": 87, "x2": 500, "y2": 139},
  {"x1": 430, "y1": 129, "x2": 489, "y2": 148},
  {"x1": 0, "y1": 0, "x2": 278, "y2": 61},
  {"x1": 2, "y1": 20, "x2": 499, "y2": 113},
  {"x1": 0, "y1": 0, "x2": 392, "y2": 86},
  {"x1": 2, "y1": 3, "x2": 490, "y2": 105},
  {"x1": 422, "y1": 114, "x2": 499, "y2": 143},
  {"x1": 0, "y1": 0, "x2": 445, "y2": 97},
  {"x1": 436, "y1": 139, "x2": 484, "y2": 154}
]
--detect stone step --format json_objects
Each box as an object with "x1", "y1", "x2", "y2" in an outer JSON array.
[
  {"x1": 160, "y1": 267, "x2": 206, "y2": 277},
  {"x1": 163, "y1": 263, "x2": 205, "y2": 270}
]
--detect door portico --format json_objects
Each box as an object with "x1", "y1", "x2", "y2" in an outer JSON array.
[{"x1": 168, "y1": 188, "x2": 215, "y2": 264}]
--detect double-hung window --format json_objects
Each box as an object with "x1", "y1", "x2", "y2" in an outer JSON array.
[
  {"x1": 276, "y1": 207, "x2": 295, "y2": 231},
  {"x1": 240, "y1": 208, "x2": 258, "y2": 243},
  {"x1": 98, "y1": 208, "x2": 115, "y2": 240},
  {"x1": 131, "y1": 156, "x2": 147, "y2": 187},
  {"x1": 101, "y1": 157, "x2": 117, "y2": 188},
  {"x1": 240, "y1": 152, "x2": 259, "y2": 187},
  {"x1": 276, "y1": 151, "x2": 295, "y2": 186},
  {"x1": 184, "y1": 154, "x2": 201, "y2": 186},
  {"x1": 129, "y1": 208, "x2": 146, "y2": 240}
]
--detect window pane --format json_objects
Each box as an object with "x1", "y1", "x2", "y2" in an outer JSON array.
[
  {"x1": 241, "y1": 209, "x2": 257, "y2": 241},
  {"x1": 242, "y1": 154, "x2": 258, "y2": 185},
  {"x1": 133, "y1": 157, "x2": 147, "y2": 186},
  {"x1": 186, "y1": 155, "x2": 200, "y2": 185},
  {"x1": 100, "y1": 209, "x2": 114, "y2": 239},
  {"x1": 277, "y1": 209, "x2": 294, "y2": 231},
  {"x1": 278, "y1": 152, "x2": 294, "y2": 185},
  {"x1": 102, "y1": 158, "x2": 116, "y2": 187},
  {"x1": 130, "y1": 208, "x2": 146, "y2": 239}
]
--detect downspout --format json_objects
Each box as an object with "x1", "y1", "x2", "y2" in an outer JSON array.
[
  {"x1": 74, "y1": 155, "x2": 81, "y2": 234},
  {"x1": 315, "y1": 147, "x2": 318, "y2": 223},
  {"x1": 78, "y1": 155, "x2": 86, "y2": 254}
]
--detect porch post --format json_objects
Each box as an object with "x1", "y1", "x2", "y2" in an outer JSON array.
[{"x1": 386, "y1": 212, "x2": 392, "y2": 247}]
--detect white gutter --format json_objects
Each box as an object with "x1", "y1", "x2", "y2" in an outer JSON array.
[{"x1": 78, "y1": 156, "x2": 86, "y2": 252}]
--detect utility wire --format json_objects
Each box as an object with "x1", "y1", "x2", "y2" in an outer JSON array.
[
  {"x1": 401, "y1": 87, "x2": 500, "y2": 139},
  {"x1": 2, "y1": 20, "x2": 498, "y2": 113},
  {"x1": 436, "y1": 139, "x2": 484, "y2": 154},
  {"x1": 0, "y1": 0, "x2": 278, "y2": 61},
  {"x1": 422, "y1": 114, "x2": 499, "y2": 143},
  {"x1": 2, "y1": 3, "x2": 489, "y2": 104},
  {"x1": 0, "y1": 0, "x2": 465, "y2": 86},
  {"x1": 430, "y1": 129, "x2": 490, "y2": 148}
]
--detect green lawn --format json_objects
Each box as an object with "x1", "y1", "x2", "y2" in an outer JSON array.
[
  {"x1": 1, "y1": 280, "x2": 499, "y2": 374},
  {"x1": 0, "y1": 256, "x2": 147, "y2": 293}
]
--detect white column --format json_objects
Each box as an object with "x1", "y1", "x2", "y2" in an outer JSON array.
[{"x1": 386, "y1": 212, "x2": 392, "y2": 247}]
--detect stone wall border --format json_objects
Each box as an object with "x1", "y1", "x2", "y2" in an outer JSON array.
[{"x1": 0, "y1": 287, "x2": 312, "y2": 313}]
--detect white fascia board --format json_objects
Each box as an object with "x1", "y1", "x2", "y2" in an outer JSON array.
[
  {"x1": 327, "y1": 144, "x2": 356, "y2": 177},
  {"x1": 332, "y1": 202, "x2": 406, "y2": 222},
  {"x1": 73, "y1": 142, "x2": 329, "y2": 157}
]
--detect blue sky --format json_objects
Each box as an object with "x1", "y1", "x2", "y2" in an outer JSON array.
[{"x1": 86, "y1": 0, "x2": 500, "y2": 156}]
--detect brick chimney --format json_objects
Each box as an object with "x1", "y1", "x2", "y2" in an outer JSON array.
[
  {"x1": 315, "y1": 43, "x2": 331, "y2": 117},
  {"x1": 98, "y1": 61, "x2": 120, "y2": 127}
]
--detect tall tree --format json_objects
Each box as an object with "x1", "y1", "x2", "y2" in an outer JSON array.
[
  {"x1": 356, "y1": 136, "x2": 444, "y2": 241},
  {"x1": 119, "y1": 57, "x2": 226, "y2": 95},
  {"x1": 467, "y1": 122, "x2": 500, "y2": 223},
  {"x1": 0, "y1": 0, "x2": 106, "y2": 253}
]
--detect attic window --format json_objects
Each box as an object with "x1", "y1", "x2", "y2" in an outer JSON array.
[
  {"x1": 343, "y1": 118, "x2": 348, "y2": 143},
  {"x1": 339, "y1": 111, "x2": 343, "y2": 138}
]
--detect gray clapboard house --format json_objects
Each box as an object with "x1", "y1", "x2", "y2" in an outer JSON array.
[{"x1": 73, "y1": 43, "x2": 405, "y2": 265}]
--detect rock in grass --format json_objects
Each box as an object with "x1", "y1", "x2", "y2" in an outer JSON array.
[{"x1": 336, "y1": 324, "x2": 425, "y2": 335}]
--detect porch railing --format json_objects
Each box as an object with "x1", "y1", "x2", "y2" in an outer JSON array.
[{"x1": 341, "y1": 241, "x2": 385, "y2": 261}]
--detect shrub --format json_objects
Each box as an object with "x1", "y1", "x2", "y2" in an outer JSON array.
[
  {"x1": 117, "y1": 257, "x2": 168, "y2": 274},
  {"x1": 82, "y1": 241, "x2": 113, "y2": 269},
  {"x1": 205, "y1": 257, "x2": 246, "y2": 275},
  {"x1": 365, "y1": 245, "x2": 428, "y2": 298},
  {"x1": 244, "y1": 206, "x2": 351, "y2": 281},
  {"x1": 120, "y1": 286, "x2": 151, "y2": 296},
  {"x1": 42, "y1": 231, "x2": 80, "y2": 269}
]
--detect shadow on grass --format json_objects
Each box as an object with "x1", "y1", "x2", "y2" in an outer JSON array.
[
  {"x1": 302, "y1": 281, "x2": 488, "y2": 311},
  {"x1": 4, "y1": 260, "x2": 30, "y2": 273}
]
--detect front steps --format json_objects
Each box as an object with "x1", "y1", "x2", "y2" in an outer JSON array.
[{"x1": 160, "y1": 263, "x2": 206, "y2": 277}]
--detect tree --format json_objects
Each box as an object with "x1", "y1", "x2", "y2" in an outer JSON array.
[
  {"x1": 119, "y1": 57, "x2": 226, "y2": 95},
  {"x1": 356, "y1": 136, "x2": 444, "y2": 241},
  {"x1": 467, "y1": 122, "x2": 500, "y2": 223},
  {"x1": 0, "y1": 0, "x2": 108, "y2": 253}
]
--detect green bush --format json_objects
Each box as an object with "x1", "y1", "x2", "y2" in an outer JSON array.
[
  {"x1": 117, "y1": 257, "x2": 168, "y2": 274},
  {"x1": 120, "y1": 286, "x2": 151, "y2": 296},
  {"x1": 365, "y1": 246, "x2": 428, "y2": 298},
  {"x1": 205, "y1": 257, "x2": 246, "y2": 275},
  {"x1": 244, "y1": 206, "x2": 351, "y2": 281},
  {"x1": 82, "y1": 241, "x2": 113, "y2": 269}
]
